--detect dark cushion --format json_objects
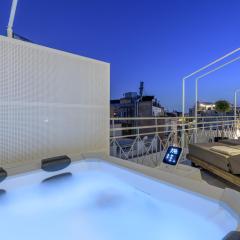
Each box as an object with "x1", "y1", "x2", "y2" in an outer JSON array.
[
  {"x1": 220, "y1": 139, "x2": 240, "y2": 146},
  {"x1": 214, "y1": 137, "x2": 228, "y2": 142},
  {"x1": 223, "y1": 231, "x2": 240, "y2": 240},
  {"x1": 0, "y1": 168, "x2": 7, "y2": 182},
  {"x1": 0, "y1": 189, "x2": 6, "y2": 196},
  {"x1": 42, "y1": 172, "x2": 72, "y2": 183},
  {"x1": 41, "y1": 155, "x2": 71, "y2": 172}
]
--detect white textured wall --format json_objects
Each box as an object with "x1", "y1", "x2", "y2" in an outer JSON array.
[{"x1": 0, "y1": 36, "x2": 110, "y2": 172}]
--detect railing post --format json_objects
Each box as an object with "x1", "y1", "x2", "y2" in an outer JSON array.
[
  {"x1": 235, "y1": 89, "x2": 240, "y2": 137},
  {"x1": 194, "y1": 78, "x2": 198, "y2": 143},
  {"x1": 112, "y1": 119, "x2": 117, "y2": 157},
  {"x1": 137, "y1": 126, "x2": 140, "y2": 163},
  {"x1": 182, "y1": 78, "x2": 185, "y2": 149},
  {"x1": 238, "y1": 117, "x2": 240, "y2": 138},
  {"x1": 155, "y1": 117, "x2": 158, "y2": 163}
]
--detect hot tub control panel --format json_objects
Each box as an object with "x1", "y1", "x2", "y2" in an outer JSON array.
[{"x1": 162, "y1": 146, "x2": 182, "y2": 166}]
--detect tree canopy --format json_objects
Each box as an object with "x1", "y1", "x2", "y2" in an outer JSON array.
[{"x1": 215, "y1": 100, "x2": 231, "y2": 114}]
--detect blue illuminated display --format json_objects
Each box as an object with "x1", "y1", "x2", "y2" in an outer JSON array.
[{"x1": 162, "y1": 146, "x2": 182, "y2": 166}]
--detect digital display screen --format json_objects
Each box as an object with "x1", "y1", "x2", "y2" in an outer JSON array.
[{"x1": 162, "y1": 146, "x2": 182, "y2": 166}]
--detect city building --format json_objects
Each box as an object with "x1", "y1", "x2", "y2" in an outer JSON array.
[
  {"x1": 110, "y1": 82, "x2": 165, "y2": 118},
  {"x1": 110, "y1": 82, "x2": 165, "y2": 137},
  {"x1": 189, "y1": 101, "x2": 240, "y2": 117},
  {"x1": 189, "y1": 101, "x2": 216, "y2": 117}
]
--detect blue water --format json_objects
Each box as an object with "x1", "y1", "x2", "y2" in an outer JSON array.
[{"x1": 0, "y1": 162, "x2": 237, "y2": 240}]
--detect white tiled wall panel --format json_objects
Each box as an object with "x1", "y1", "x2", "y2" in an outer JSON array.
[{"x1": 0, "y1": 36, "x2": 110, "y2": 170}]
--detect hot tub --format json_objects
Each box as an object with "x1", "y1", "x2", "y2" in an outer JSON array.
[{"x1": 0, "y1": 158, "x2": 239, "y2": 240}]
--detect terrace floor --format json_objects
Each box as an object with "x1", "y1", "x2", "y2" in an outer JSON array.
[
  {"x1": 183, "y1": 159, "x2": 240, "y2": 192},
  {"x1": 201, "y1": 170, "x2": 240, "y2": 192}
]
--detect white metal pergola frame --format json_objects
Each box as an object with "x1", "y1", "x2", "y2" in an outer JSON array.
[
  {"x1": 7, "y1": 0, "x2": 19, "y2": 38},
  {"x1": 194, "y1": 55, "x2": 240, "y2": 142},
  {"x1": 182, "y1": 48, "x2": 240, "y2": 147}
]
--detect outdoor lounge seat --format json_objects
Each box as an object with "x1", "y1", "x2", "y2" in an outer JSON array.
[{"x1": 188, "y1": 143, "x2": 240, "y2": 174}]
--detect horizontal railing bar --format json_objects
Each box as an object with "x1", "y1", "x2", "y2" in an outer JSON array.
[
  {"x1": 111, "y1": 123, "x2": 185, "y2": 131},
  {"x1": 110, "y1": 119, "x2": 238, "y2": 132},
  {"x1": 110, "y1": 123, "x2": 235, "y2": 139},
  {"x1": 110, "y1": 116, "x2": 239, "y2": 121}
]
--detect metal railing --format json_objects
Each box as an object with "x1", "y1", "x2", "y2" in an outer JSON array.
[{"x1": 110, "y1": 116, "x2": 240, "y2": 167}]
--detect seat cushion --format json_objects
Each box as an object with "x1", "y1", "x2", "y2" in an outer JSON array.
[{"x1": 210, "y1": 146, "x2": 240, "y2": 156}]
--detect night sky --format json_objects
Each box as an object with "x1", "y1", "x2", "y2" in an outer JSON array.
[{"x1": 1, "y1": 0, "x2": 240, "y2": 111}]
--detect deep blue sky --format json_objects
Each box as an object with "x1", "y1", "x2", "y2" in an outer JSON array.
[{"x1": 1, "y1": 0, "x2": 240, "y2": 111}]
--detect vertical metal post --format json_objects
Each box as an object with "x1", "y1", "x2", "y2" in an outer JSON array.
[
  {"x1": 235, "y1": 89, "x2": 240, "y2": 135},
  {"x1": 181, "y1": 78, "x2": 185, "y2": 149},
  {"x1": 112, "y1": 119, "x2": 117, "y2": 157},
  {"x1": 235, "y1": 90, "x2": 238, "y2": 129},
  {"x1": 137, "y1": 126, "x2": 140, "y2": 163},
  {"x1": 7, "y1": 0, "x2": 19, "y2": 38},
  {"x1": 194, "y1": 78, "x2": 198, "y2": 143},
  {"x1": 155, "y1": 117, "x2": 158, "y2": 164}
]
